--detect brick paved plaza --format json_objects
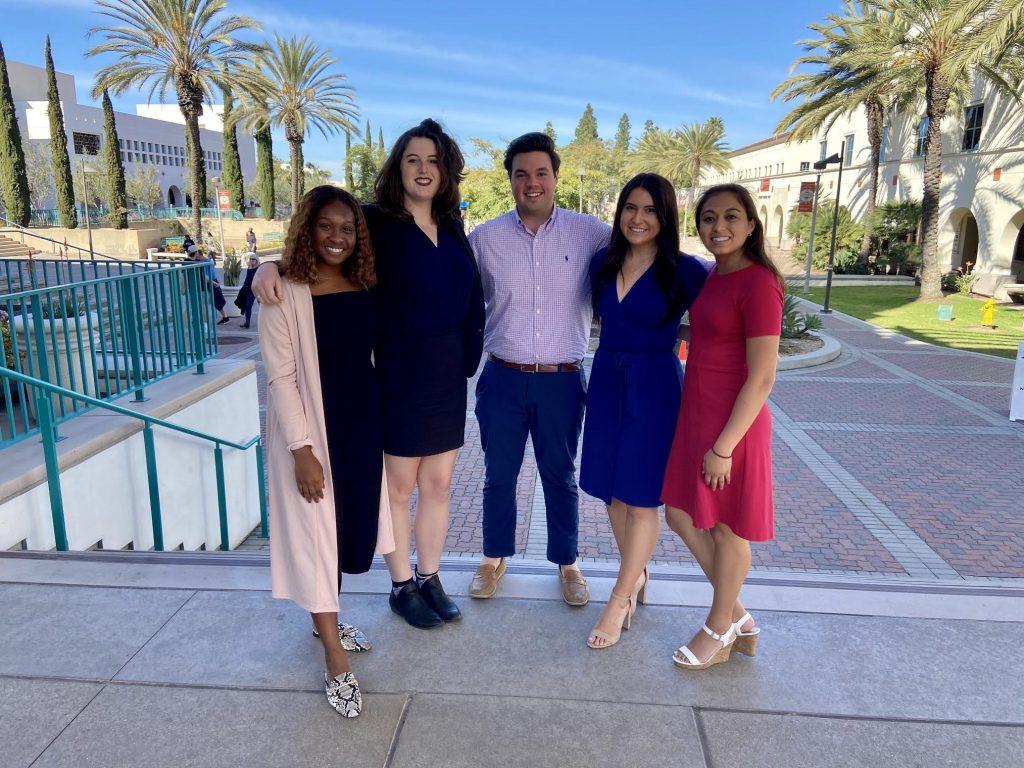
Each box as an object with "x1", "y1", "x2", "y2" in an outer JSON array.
[{"x1": 221, "y1": 299, "x2": 1023, "y2": 583}]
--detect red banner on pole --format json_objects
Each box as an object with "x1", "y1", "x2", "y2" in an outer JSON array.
[
  {"x1": 798, "y1": 181, "x2": 816, "y2": 212},
  {"x1": 217, "y1": 188, "x2": 231, "y2": 212},
  {"x1": 760, "y1": 178, "x2": 770, "y2": 192}
]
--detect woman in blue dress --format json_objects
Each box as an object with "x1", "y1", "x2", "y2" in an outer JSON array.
[{"x1": 580, "y1": 173, "x2": 709, "y2": 649}]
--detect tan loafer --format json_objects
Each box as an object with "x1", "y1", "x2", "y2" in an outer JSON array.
[
  {"x1": 469, "y1": 558, "x2": 506, "y2": 598},
  {"x1": 559, "y1": 566, "x2": 589, "y2": 607}
]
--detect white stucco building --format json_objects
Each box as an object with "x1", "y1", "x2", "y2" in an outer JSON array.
[
  {"x1": 704, "y1": 79, "x2": 1024, "y2": 294},
  {"x1": 7, "y1": 59, "x2": 256, "y2": 209}
]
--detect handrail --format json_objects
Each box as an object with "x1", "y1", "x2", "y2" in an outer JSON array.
[
  {"x1": 0, "y1": 365, "x2": 268, "y2": 552},
  {"x1": 1, "y1": 260, "x2": 198, "y2": 302},
  {"x1": 0, "y1": 216, "x2": 132, "y2": 263}
]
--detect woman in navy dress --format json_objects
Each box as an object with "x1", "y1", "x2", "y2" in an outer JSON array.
[
  {"x1": 580, "y1": 173, "x2": 708, "y2": 649},
  {"x1": 366, "y1": 120, "x2": 484, "y2": 630}
]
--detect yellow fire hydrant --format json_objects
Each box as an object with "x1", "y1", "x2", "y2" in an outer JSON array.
[{"x1": 980, "y1": 298, "x2": 997, "y2": 327}]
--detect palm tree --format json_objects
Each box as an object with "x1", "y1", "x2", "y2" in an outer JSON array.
[
  {"x1": 232, "y1": 35, "x2": 358, "y2": 212},
  {"x1": 87, "y1": 0, "x2": 262, "y2": 243},
  {"x1": 874, "y1": 0, "x2": 1024, "y2": 300},
  {"x1": 772, "y1": 1, "x2": 904, "y2": 266},
  {"x1": 628, "y1": 119, "x2": 730, "y2": 196}
]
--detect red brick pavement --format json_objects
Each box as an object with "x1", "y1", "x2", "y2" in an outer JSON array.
[
  {"x1": 869, "y1": 350, "x2": 1015, "y2": 383},
  {"x1": 809, "y1": 431, "x2": 1024, "y2": 578},
  {"x1": 944, "y1": 384, "x2": 1012, "y2": 419}
]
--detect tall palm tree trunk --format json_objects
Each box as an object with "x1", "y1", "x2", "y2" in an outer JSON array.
[
  {"x1": 185, "y1": 114, "x2": 205, "y2": 242},
  {"x1": 919, "y1": 67, "x2": 951, "y2": 302},
  {"x1": 859, "y1": 98, "x2": 884, "y2": 266},
  {"x1": 288, "y1": 138, "x2": 303, "y2": 213}
]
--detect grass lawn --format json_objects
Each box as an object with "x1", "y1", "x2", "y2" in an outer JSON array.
[{"x1": 796, "y1": 285, "x2": 1024, "y2": 359}]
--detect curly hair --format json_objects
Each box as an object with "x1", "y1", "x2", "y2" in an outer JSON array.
[
  {"x1": 281, "y1": 186, "x2": 376, "y2": 288},
  {"x1": 374, "y1": 118, "x2": 465, "y2": 224}
]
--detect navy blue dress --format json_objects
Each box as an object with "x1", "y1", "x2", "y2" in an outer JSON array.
[
  {"x1": 579, "y1": 250, "x2": 709, "y2": 508},
  {"x1": 368, "y1": 207, "x2": 483, "y2": 457}
]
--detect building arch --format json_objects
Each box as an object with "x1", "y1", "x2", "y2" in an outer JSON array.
[
  {"x1": 167, "y1": 185, "x2": 181, "y2": 207},
  {"x1": 997, "y1": 209, "x2": 1024, "y2": 280},
  {"x1": 758, "y1": 205, "x2": 768, "y2": 230},
  {"x1": 773, "y1": 205, "x2": 785, "y2": 246},
  {"x1": 943, "y1": 207, "x2": 979, "y2": 272}
]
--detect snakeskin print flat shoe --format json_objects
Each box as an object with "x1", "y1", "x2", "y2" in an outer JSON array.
[
  {"x1": 312, "y1": 622, "x2": 372, "y2": 653},
  {"x1": 324, "y1": 671, "x2": 362, "y2": 718}
]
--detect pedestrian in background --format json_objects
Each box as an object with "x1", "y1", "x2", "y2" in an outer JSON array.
[{"x1": 235, "y1": 253, "x2": 260, "y2": 328}]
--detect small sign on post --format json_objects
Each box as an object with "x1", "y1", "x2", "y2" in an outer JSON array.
[
  {"x1": 215, "y1": 188, "x2": 229, "y2": 261},
  {"x1": 937, "y1": 304, "x2": 954, "y2": 322},
  {"x1": 1011, "y1": 342, "x2": 1024, "y2": 423}
]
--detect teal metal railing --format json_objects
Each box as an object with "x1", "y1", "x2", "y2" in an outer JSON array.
[
  {"x1": 0, "y1": 256, "x2": 177, "y2": 296},
  {"x1": 1, "y1": 261, "x2": 218, "y2": 447},
  {"x1": 0, "y1": 366, "x2": 267, "y2": 551}
]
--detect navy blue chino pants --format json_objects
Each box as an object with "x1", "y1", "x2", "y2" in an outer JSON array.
[{"x1": 474, "y1": 359, "x2": 586, "y2": 565}]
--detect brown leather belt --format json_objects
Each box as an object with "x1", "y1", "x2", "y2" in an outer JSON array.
[{"x1": 489, "y1": 354, "x2": 582, "y2": 373}]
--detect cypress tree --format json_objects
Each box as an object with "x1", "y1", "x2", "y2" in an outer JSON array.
[
  {"x1": 574, "y1": 104, "x2": 598, "y2": 143},
  {"x1": 344, "y1": 130, "x2": 354, "y2": 189},
  {"x1": 254, "y1": 121, "x2": 274, "y2": 220},
  {"x1": 364, "y1": 120, "x2": 371, "y2": 147},
  {"x1": 376, "y1": 127, "x2": 385, "y2": 164},
  {"x1": 0, "y1": 42, "x2": 31, "y2": 226},
  {"x1": 614, "y1": 113, "x2": 631, "y2": 153},
  {"x1": 642, "y1": 119, "x2": 656, "y2": 140},
  {"x1": 44, "y1": 37, "x2": 76, "y2": 228},
  {"x1": 101, "y1": 90, "x2": 127, "y2": 229},
  {"x1": 543, "y1": 121, "x2": 556, "y2": 143},
  {"x1": 185, "y1": 129, "x2": 208, "y2": 207},
  {"x1": 220, "y1": 88, "x2": 245, "y2": 214}
]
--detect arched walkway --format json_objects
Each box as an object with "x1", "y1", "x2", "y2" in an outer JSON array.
[
  {"x1": 773, "y1": 205, "x2": 785, "y2": 246},
  {"x1": 167, "y1": 186, "x2": 181, "y2": 207},
  {"x1": 997, "y1": 209, "x2": 1024, "y2": 280},
  {"x1": 943, "y1": 208, "x2": 978, "y2": 272},
  {"x1": 759, "y1": 205, "x2": 768, "y2": 231}
]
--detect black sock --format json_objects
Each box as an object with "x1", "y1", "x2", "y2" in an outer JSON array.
[
  {"x1": 391, "y1": 578, "x2": 414, "y2": 596},
  {"x1": 414, "y1": 566, "x2": 438, "y2": 586}
]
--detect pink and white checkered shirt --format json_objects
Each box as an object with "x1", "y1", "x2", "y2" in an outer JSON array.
[{"x1": 469, "y1": 207, "x2": 611, "y2": 365}]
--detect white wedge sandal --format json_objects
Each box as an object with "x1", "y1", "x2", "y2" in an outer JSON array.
[
  {"x1": 732, "y1": 612, "x2": 760, "y2": 657},
  {"x1": 673, "y1": 624, "x2": 737, "y2": 670}
]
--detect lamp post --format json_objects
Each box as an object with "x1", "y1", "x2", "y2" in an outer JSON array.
[
  {"x1": 802, "y1": 171, "x2": 824, "y2": 295},
  {"x1": 820, "y1": 140, "x2": 846, "y2": 314},
  {"x1": 577, "y1": 166, "x2": 585, "y2": 213},
  {"x1": 78, "y1": 157, "x2": 95, "y2": 261}
]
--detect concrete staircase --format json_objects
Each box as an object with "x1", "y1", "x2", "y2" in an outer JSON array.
[{"x1": 0, "y1": 234, "x2": 42, "y2": 259}]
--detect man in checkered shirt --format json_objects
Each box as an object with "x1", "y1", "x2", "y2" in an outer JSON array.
[{"x1": 468, "y1": 132, "x2": 610, "y2": 606}]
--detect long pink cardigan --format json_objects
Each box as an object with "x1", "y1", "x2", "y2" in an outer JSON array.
[{"x1": 259, "y1": 278, "x2": 395, "y2": 614}]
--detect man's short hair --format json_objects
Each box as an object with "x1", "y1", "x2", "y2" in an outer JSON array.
[{"x1": 503, "y1": 132, "x2": 560, "y2": 176}]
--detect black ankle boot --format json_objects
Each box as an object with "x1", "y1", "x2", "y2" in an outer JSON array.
[
  {"x1": 389, "y1": 582, "x2": 442, "y2": 629},
  {"x1": 418, "y1": 573, "x2": 462, "y2": 622}
]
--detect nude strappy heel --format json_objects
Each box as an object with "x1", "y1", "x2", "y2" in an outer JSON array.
[
  {"x1": 732, "y1": 612, "x2": 760, "y2": 657},
  {"x1": 673, "y1": 623, "x2": 736, "y2": 670},
  {"x1": 586, "y1": 590, "x2": 636, "y2": 649},
  {"x1": 636, "y1": 567, "x2": 650, "y2": 606}
]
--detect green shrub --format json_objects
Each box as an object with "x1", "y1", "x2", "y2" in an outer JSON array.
[
  {"x1": 1, "y1": 310, "x2": 14, "y2": 368},
  {"x1": 781, "y1": 293, "x2": 823, "y2": 339},
  {"x1": 879, "y1": 241, "x2": 921, "y2": 276},
  {"x1": 786, "y1": 201, "x2": 864, "y2": 272}
]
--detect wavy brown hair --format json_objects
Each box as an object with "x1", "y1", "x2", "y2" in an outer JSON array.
[
  {"x1": 281, "y1": 186, "x2": 376, "y2": 288},
  {"x1": 374, "y1": 118, "x2": 465, "y2": 224},
  {"x1": 694, "y1": 183, "x2": 784, "y2": 290}
]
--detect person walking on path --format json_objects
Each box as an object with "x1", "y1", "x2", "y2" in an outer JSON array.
[
  {"x1": 186, "y1": 244, "x2": 230, "y2": 325},
  {"x1": 246, "y1": 227, "x2": 257, "y2": 252},
  {"x1": 253, "y1": 119, "x2": 484, "y2": 630},
  {"x1": 661, "y1": 183, "x2": 783, "y2": 671},
  {"x1": 580, "y1": 174, "x2": 709, "y2": 649},
  {"x1": 259, "y1": 185, "x2": 395, "y2": 718},
  {"x1": 468, "y1": 132, "x2": 610, "y2": 605},
  {"x1": 235, "y1": 254, "x2": 260, "y2": 327}
]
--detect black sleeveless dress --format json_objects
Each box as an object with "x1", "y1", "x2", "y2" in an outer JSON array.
[{"x1": 312, "y1": 289, "x2": 382, "y2": 575}]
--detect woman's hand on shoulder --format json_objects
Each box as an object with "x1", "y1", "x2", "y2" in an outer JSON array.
[{"x1": 291, "y1": 446, "x2": 325, "y2": 503}]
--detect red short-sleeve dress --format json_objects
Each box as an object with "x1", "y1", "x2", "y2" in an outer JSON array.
[{"x1": 660, "y1": 262, "x2": 783, "y2": 541}]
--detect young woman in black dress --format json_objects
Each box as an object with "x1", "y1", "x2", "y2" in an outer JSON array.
[{"x1": 368, "y1": 119, "x2": 484, "y2": 628}]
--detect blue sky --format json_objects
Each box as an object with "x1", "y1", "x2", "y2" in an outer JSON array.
[{"x1": 2, "y1": 0, "x2": 843, "y2": 180}]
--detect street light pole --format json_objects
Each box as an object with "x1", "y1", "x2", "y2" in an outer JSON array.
[
  {"x1": 821, "y1": 140, "x2": 846, "y2": 315},
  {"x1": 79, "y1": 158, "x2": 94, "y2": 261}
]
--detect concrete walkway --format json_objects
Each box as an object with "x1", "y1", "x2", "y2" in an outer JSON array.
[{"x1": 2, "y1": 552, "x2": 1022, "y2": 768}]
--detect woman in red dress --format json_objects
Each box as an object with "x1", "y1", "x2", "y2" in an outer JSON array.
[{"x1": 661, "y1": 183, "x2": 784, "y2": 670}]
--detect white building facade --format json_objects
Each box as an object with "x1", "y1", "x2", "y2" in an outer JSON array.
[
  {"x1": 704, "y1": 79, "x2": 1024, "y2": 294},
  {"x1": 8, "y1": 59, "x2": 256, "y2": 209}
]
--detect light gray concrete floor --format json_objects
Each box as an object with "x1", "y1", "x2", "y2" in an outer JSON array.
[{"x1": 1, "y1": 554, "x2": 1022, "y2": 768}]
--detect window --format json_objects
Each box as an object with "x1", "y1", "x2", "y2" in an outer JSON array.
[
  {"x1": 914, "y1": 117, "x2": 929, "y2": 157},
  {"x1": 800, "y1": 161, "x2": 810, "y2": 172},
  {"x1": 879, "y1": 126, "x2": 889, "y2": 163},
  {"x1": 819, "y1": 141, "x2": 827, "y2": 160},
  {"x1": 962, "y1": 104, "x2": 984, "y2": 151},
  {"x1": 844, "y1": 135, "x2": 854, "y2": 166},
  {"x1": 72, "y1": 132, "x2": 100, "y2": 156},
  {"x1": 142, "y1": 154, "x2": 147, "y2": 164}
]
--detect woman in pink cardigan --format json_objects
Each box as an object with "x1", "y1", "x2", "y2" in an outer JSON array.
[{"x1": 259, "y1": 186, "x2": 395, "y2": 718}]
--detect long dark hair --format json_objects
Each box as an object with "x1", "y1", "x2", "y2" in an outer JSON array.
[
  {"x1": 592, "y1": 173, "x2": 686, "y2": 320},
  {"x1": 282, "y1": 186, "x2": 376, "y2": 288},
  {"x1": 374, "y1": 118, "x2": 465, "y2": 224},
  {"x1": 693, "y1": 183, "x2": 784, "y2": 289}
]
